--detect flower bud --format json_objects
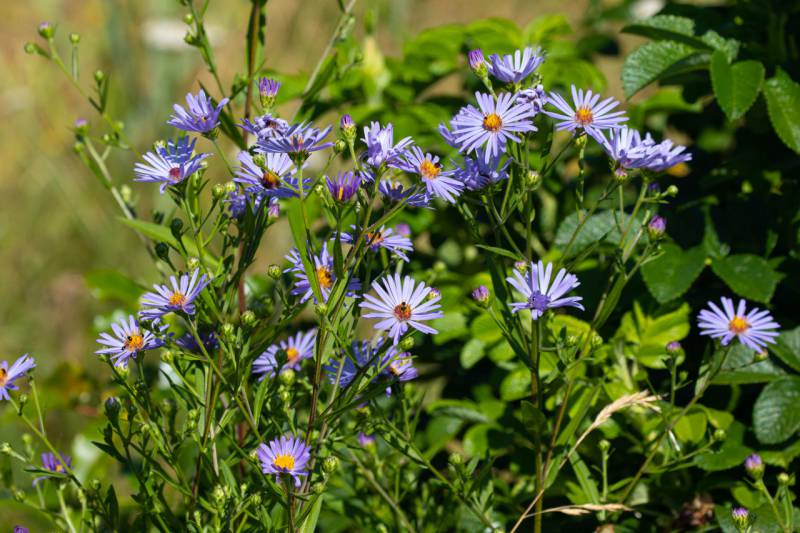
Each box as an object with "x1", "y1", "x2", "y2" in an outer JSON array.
[
  {"x1": 268, "y1": 264, "x2": 282, "y2": 280},
  {"x1": 104, "y1": 396, "x2": 120, "y2": 422},
  {"x1": 574, "y1": 133, "x2": 588, "y2": 150},
  {"x1": 0, "y1": 442, "x2": 12, "y2": 455},
  {"x1": 155, "y1": 242, "x2": 170, "y2": 261},
  {"x1": 322, "y1": 456, "x2": 339, "y2": 474},
  {"x1": 427, "y1": 287, "x2": 441, "y2": 301},
  {"x1": 212, "y1": 183, "x2": 226, "y2": 200},
  {"x1": 312, "y1": 482, "x2": 326, "y2": 494},
  {"x1": 12, "y1": 487, "x2": 25, "y2": 503},
  {"x1": 252, "y1": 153, "x2": 266, "y2": 168},
  {"x1": 94, "y1": 69, "x2": 105, "y2": 83},
  {"x1": 315, "y1": 302, "x2": 329, "y2": 316},
  {"x1": 647, "y1": 215, "x2": 666, "y2": 240},
  {"x1": 213, "y1": 485, "x2": 226, "y2": 504},
  {"x1": 399, "y1": 337, "x2": 414, "y2": 351},
  {"x1": 467, "y1": 48, "x2": 488, "y2": 78},
  {"x1": 777, "y1": 472, "x2": 791, "y2": 486},
  {"x1": 666, "y1": 341, "x2": 682, "y2": 357},
  {"x1": 340, "y1": 114, "x2": 356, "y2": 142},
  {"x1": 514, "y1": 260, "x2": 528, "y2": 273},
  {"x1": 170, "y1": 217, "x2": 184, "y2": 234},
  {"x1": 18, "y1": 394, "x2": 29, "y2": 407},
  {"x1": 753, "y1": 350, "x2": 768, "y2": 362},
  {"x1": 713, "y1": 428, "x2": 727, "y2": 442},
  {"x1": 744, "y1": 453, "x2": 764, "y2": 480},
  {"x1": 73, "y1": 118, "x2": 89, "y2": 137},
  {"x1": 433, "y1": 260, "x2": 446, "y2": 273},
  {"x1": 599, "y1": 439, "x2": 611, "y2": 453},
  {"x1": 279, "y1": 368, "x2": 296, "y2": 386},
  {"x1": 224, "y1": 181, "x2": 236, "y2": 194},
  {"x1": 250, "y1": 493, "x2": 262, "y2": 506},
  {"x1": 448, "y1": 452, "x2": 463, "y2": 467},
  {"x1": 24, "y1": 42, "x2": 37, "y2": 54},
  {"x1": 333, "y1": 139, "x2": 347, "y2": 154},
  {"x1": 614, "y1": 167, "x2": 628, "y2": 183},
  {"x1": 90, "y1": 478, "x2": 102, "y2": 491},
  {"x1": 471, "y1": 285, "x2": 491, "y2": 307},
  {"x1": 183, "y1": 13, "x2": 194, "y2": 25},
  {"x1": 666, "y1": 185, "x2": 678, "y2": 197},
  {"x1": 279, "y1": 390, "x2": 291, "y2": 403},
  {"x1": 241, "y1": 310, "x2": 257, "y2": 328},
  {"x1": 38, "y1": 22, "x2": 55, "y2": 39},
  {"x1": 258, "y1": 77, "x2": 280, "y2": 111},
  {"x1": 524, "y1": 170, "x2": 541, "y2": 190},
  {"x1": 565, "y1": 334, "x2": 578, "y2": 347},
  {"x1": 590, "y1": 334, "x2": 603, "y2": 349},
  {"x1": 186, "y1": 257, "x2": 200, "y2": 270},
  {"x1": 69, "y1": 33, "x2": 80, "y2": 44},
  {"x1": 731, "y1": 507, "x2": 749, "y2": 532},
  {"x1": 221, "y1": 322, "x2": 235, "y2": 338}
]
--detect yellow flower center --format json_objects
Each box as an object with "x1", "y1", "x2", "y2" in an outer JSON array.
[
  {"x1": 262, "y1": 170, "x2": 281, "y2": 189},
  {"x1": 419, "y1": 159, "x2": 441, "y2": 180},
  {"x1": 169, "y1": 291, "x2": 186, "y2": 307},
  {"x1": 0, "y1": 368, "x2": 7, "y2": 388},
  {"x1": 482, "y1": 113, "x2": 503, "y2": 132},
  {"x1": 54, "y1": 464, "x2": 64, "y2": 473},
  {"x1": 286, "y1": 347, "x2": 300, "y2": 362},
  {"x1": 273, "y1": 454, "x2": 295, "y2": 470},
  {"x1": 316, "y1": 266, "x2": 334, "y2": 289},
  {"x1": 124, "y1": 333, "x2": 145, "y2": 352},
  {"x1": 575, "y1": 106, "x2": 594, "y2": 125},
  {"x1": 389, "y1": 363, "x2": 401, "y2": 376},
  {"x1": 729, "y1": 316, "x2": 749, "y2": 334},
  {"x1": 393, "y1": 302, "x2": 412, "y2": 321},
  {"x1": 367, "y1": 231, "x2": 384, "y2": 246}
]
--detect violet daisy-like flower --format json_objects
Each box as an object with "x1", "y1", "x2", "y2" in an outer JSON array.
[
  {"x1": 341, "y1": 225, "x2": 413, "y2": 262},
  {"x1": 234, "y1": 151, "x2": 303, "y2": 198},
  {"x1": 451, "y1": 92, "x2": 537, "y2": 163},
  {"x1": 360, "y1": 274, "x2": 444, "y2": 344},
  {"x1": 545, "y1": 85, "x2": 627, "y2": 142},
  {"x1": 33, "y1": 452, "x2": 72, "y2": 485},
  {"x1": 285, "y1": 243, "x2": 361, "y2": 303},
  {"x1": 358, "y1": 433, "x2": 376, "y2": 447},
  {"x1": 516, "y1": 84, "x2": 548, "y2": 114},
  {"x1": 488, "y1": 46, "x2": 544, "y2": 84},
  {"x1": 175, "y1": 329, "x2": 219, "y2": 354},
  {"x1": 467, "y1": 48, "x2": 486, "y2": 71},
  {"x1": 140, "y1": 269, "x2": 210, "y2": 320},
  {"x1": 393, "y1": 146, "x2": 464, "y2": 203},
  {"x1": 381, "y1": 349, "x2": 418, "y2": 384},
  {"x1": 455, "y1": 149, "x2": 510, "y2": 190},
  {"x1": 361, "y1": 122, "x2": 414, "y2": 168},
  {"x1": 239, "y1": 113, "x2": 289, "y2": 141},
  {"x1": 697, "y1": 297, "x2": 780, "y2": 351},
  {"x1": 252, "y1": 329, "x2": 317, "y2": 379},
  {"x1": 134, "y1": 137, "x2": 211, "y2": 193},
  {"x1": 256, "y1": 435, "x2": 311, "y2": 487},
  {"x1": 0, "y1": 354, "x2": 35, "y2": 401},
  {"x1": 168, "y1": 89, "x2": 229, "y2": 134},
  {"x1": 14, "y1": 526, "x2": 29, "y2": 533},
  {"x1": 324, "y1": 340, "x2": 379, "y2": 388},
  {"x1": 95, "y1": 315, "x2": 164, "y2": 368},
  {"x1": 643, "y1": 135, "x2": 692, "y2": 172},
  {"x1": 259, "y1": 122, "x2": 333, "y2": 159},
  {"x1": 378, "y1": 180, "x2": 430, "y2": 208},
  {"x1": 599, "y1": 127, "x2": 656, "y2": 170},
  {"x1": 326, "y1": 171, "x2": 361, "y2": 202},
  {"x1": 506, "y1": 261, "x2": 584, "y2": 319}
]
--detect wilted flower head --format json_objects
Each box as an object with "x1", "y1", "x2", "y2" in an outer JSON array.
[
  {"x1": 252, "y1": 329, "x2": 317, "y2": 379},
  {"x1": 285, "y1": 243, "x2": 360, "y2": 303},
  {"x1": 506, "y1": 261, "x2": 584, "y2": 319},
  {"x1": 545, "y1": 85, "x2": 627, "y2": 142},
  {"x1": 256, "y1": 435, "x2": 311, "y2": 487},
  {"x1": 140, "y1": 269, "x2": 210, "y2": 320},
  {"x1": 95, "y1": 315, "x2": 164, "y2": 368},
  {"x1": 326, "y1": 171, "x2": 361, "y2": 202},
  {"x1": 134, "y1": 137, "x2": 211, "y2": 193},
  {"x1": 361, "y1": 122, "x2": 413, "y2": 168},
  {"x1": 33, "y1": 452, "x2": 72, "y2": 485},
  {"x1": 393, "y1": 147, "x2": 463, "y2": 203},
  {"x1": 487, "y1": 46, "x2": 544, "y2": 84},
  {"x1": 698, "y1": 297, "x2": 780, "y2": 351},
  {"x1": 0, "y1": 354, "x2": 36, "y2": 401},
  {"x1": 168, "y1": 89, "x2": 229, "y2": 134}
]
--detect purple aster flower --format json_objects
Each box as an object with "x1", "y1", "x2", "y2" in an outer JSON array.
[
  {"x1": 14, "y1": 526, "x2": 29, "y2": 533},
  {"x1": 256, "y1": 435, "x2": 311, "y2": 487},
  {"x1": 395, "y1": 223, "x2": 411, "y2": 237},
  {"x1": 259, "y1": 122, "x2": 333, "y2": 159},
  {"x1": 361, "y1": 122, "x2": 414, "y2": 168},
  {"x1": 731, "y1": 507, "x2": 749, "y2": 529},
  {"x1": 378, "y1": 180, "x2": 430, "y2": 208},
  {"x1": 599, "y1": 127, "x2": 656, "y2": 170},
  {"x1": 0, "y1": 354, "x2": 35, "y2": 401},
  {"x1": 516, "y1": 84, "x2": 548, "y2": 114},
  {"x1": 451, "y1": 92, "x2": 537, "y2": 163},
  {"x1": 468, "y1": 48, "x2": 487, "y2": 73},
  {"x1": 324, "y1": 340, "x2": 380, "y2": 388},
  {"x1": 472, "y1": 285, "x2": 491, "y2": 304},
  {"x1": 239, "y1": 113, "x2": 290, "y2": 141},
  {"x1": 360, "y1": 273, "x2": 444, "y2": 344},
  {"x1": 175, "y1": 329, "x2": 219, "y2": 353},
  {"x1": 341, "y1": 225, "x2": 413, "y2": 262},
  {"x1": 326, "y1": 171, "x2": 361, "y2": 202},
  {"x1": 506, "y1": 261, "x2": 584, "y2": 319},
  {"x1": 545, "y1": 86, "x2": 627, "y2": 142},
  {"x1": 744, "y1": 453, "x2": 764, "y2": 479},
  {"x1": 234, "y1": 151, "x2": 303, "y2": 198},
  {"x1": 258, "y1": 77, "x2": 280, "y2": 108},
  {"x1": 392, "y1": 146, "x2": 464, "y2": 203},
  {"x1": 488, "y1": 47, "x2": 545, "y2": 84},
  {"x1": 666, "y1": 341, "x2": 682, "y2": 356},
  {"x1": 647, "y1": 215, "x2": 667, "y2": 240},
  {"x1": 134, "y1": 137, "x2": 211, "y2": 193},
  {"x1": 95, "y1": 315, "x2": 164, "y2": 368},
  {"x1": 381, "y1": 349, "x2": 418, "y2": 384},
  {"x1": 285, "y1": 243, "x2": 361, "y2": 303},
  {"x1": 697, "y1": 297, "x2": 780, "y2": 351},
  {"x1": 140, "y1": 269, "x2": 210, "y2": 320},
  {"x1": 253, "y1": 329, "x2": 317, "y2": 379},
  {"x1": 33, "y1": 452, "x2": 72, "y2": 485},
  {"x1": 357, "y1": 433, "x2": 375, "y2": 447},
  {"x1": 168, "y1": 89, "x2": 229, "y2": 134},
  {"x1": 642, "y1": 134, "x2": 692, "y2": 172},
  {"x1": 455, "y1": 149, "x2": 510, "y2": 190}
]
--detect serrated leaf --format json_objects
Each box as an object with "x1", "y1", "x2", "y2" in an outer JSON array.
[
  {"x1": 710, "y1": 51, "x2": 765, "y2": 120},
  {"x1": 622, "y1": 15, "x2": 696, "y2": 41},
  {"x1": 641, "y1": 244, "x2": 706, "y2": 303},
  {"x1": 772, "y1": 326, "x2": 800, "y2": 373},
  {"x1": 763, "y1": 68, "x2": 800, "y2": 153},
  {"x1": 753, "y1": 377, "x2": 800, "y2": 444},
  {"x1": 711, "y1": 254, "x2": 780, "y2": 303},
  {"x1": 622, "y1": 41, "x2": 702, "y2": 98}
]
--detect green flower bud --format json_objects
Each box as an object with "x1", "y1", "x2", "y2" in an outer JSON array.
[
  {"x1": 252, "y1": 153, "x2": 266, "y2": 168},
  {"x1": 24, "y1": 42, "x2": 37, "y2": 54},
  {"x1": 104, "y1": 396, "x2": 120, "y2": 422},
  {"x1": 753, "y1": 350, "x2": 768, "y2": 362},
  {"x1": 170, "y1": 217, "x2": 184, "y2": 234},
  {"x1": 666, "y1": 185, "x2": 678, "y2": 197},
  {"x1": 224, "y1": 181, "x2": 236, "y2": 194},
  {"x1": 574, "y1": 133, "x2": 588, "y2": 150},
  {"x1": 315, "y1": 302, "x2": 329, "y2": 316},
  {"x1": 322, "y1": 456, "x2": 339, "y2": 474},
  {"x1": 0, "y1": 442, "x2": 12, "y2": 455},
  {"x1": 186, "y1": 257, "x2": 200, "y2": 270},
  {"x1": 524, "y1": 170, "x2": 541, "y2": 190},
  {"x1": 120, "y1": 185, "x2": 132, "y2": 204},
  {"x1": 241, "y1": 310, "x2": 257, "y2": 328},
  {"x1": 777, "y1": 472, "x2": 791, "y2": 486},
  {"x1": 565, "y1": 334, "x2": 579, "y2": 347},
  {"x1": 12, "y1": 487, "x2": 25, "y2": 503},
  {"x1": 212, "y1": 183, "x2": 226, "y2": 200},
  {"x1": 713, "y1": 428, "x2": 727, "y2": 442},
  {"x1": 18, "y1": 393, "x2": 29, "y2": 406},
  {"x1": 183, "y1": 13, "x2": 194, "y2": 25},
  {"x1": 279, "y1": 368, "x2": 296, "y2": 386},
  {"x1": 221, "y1": 322, "x2": 235, "y2": 338},
  {"x1": 590, "y1": 334, "x2": 603, "y2": 349},
  {"x1": 212, "y1": 485, "x2": 226, "y2": 504},
  {"x1": 155, "y1": 242, "x2": 170, "y2": 261},
  {"x1": 448, "y1": 452, "x2": 463, "y2": 467},
  {"x1": 399, "y1": 336, "x2": 414, "y2": 351},
  {"x1": 267, "y1": 264, "x2": 281, "y2": 280},
  {"x1": 433, "y1": 260, "x2": 446, "y2": 273},
  {"x1": 90, "y1": 479, "x2": 102, "y2": 491},
  {"x1": 312, "y1": 482, "x2": 326, "y2": 494},
  {"x1": 333, "y1": 139, "x2": 347, "y2": 154},
  {"x1": 598, "y1": 439, "x2": 611, "y2": 453},
  {"x1": 69, "y1": 33, "x2": 81, "y2": 44},
  {"x1": 250, "y1": 493, "x2": 262, "y2": 506},
  {"x1": 37, "y1": 22, "x2": 55, "y2": 39},
  {"x1": 94, "y1": 69, "x2": 105, "y2": 83}
]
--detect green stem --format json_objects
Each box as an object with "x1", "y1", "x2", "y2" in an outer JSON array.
[
  {"x1": 530, "y1": 318, "x2": 543, "y2": 533},
  {"x1": 757, "y1": 480, "x2": 790, "y2": 533},
  {"x1": 57, "y1": 487, "x2": 78, "y2": 533}
]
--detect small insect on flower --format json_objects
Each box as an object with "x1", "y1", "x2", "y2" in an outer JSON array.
[
  {"x1": 134, "y1": 137, "x2": 211, "y2": 193},
  {"x1": 234, "y1": 151, "x2": 302, "y2": 198},
  {"x1": 697, "y1": 297, "x2": 780, "y2": 351},
  {"x1": 361, "y1": 121, "x2": 414, "y2": 168},
  {"x1": 360, "y1": 273, "x2": 444, "y2": 344},
  {"x1": 378, "y1": 179, "x2": 430, "y2": 208},
  {"x1": 252, "y1": 329, "x2": 317, "y2": 379},
  {"x1": 95, "y1": 315, "x2": 164, "y2": 368},
  {"x1": 140, "y1": 269, "x2": 211, "y2": 320},
  {"x1": 326, "y1": 171, "x2": 361, "y2": 202},
  {"x1": 545, "y1": 85, "x2": 627, "y2": 143},
  {"x1": 239, "y1": 113, "x2": 289, "y2": 141},
  {"x1": 392, "y1": 146, "x2": 464, "y2": 204},
  {"x1": 33, "y1": 452, "x2": 72, "y2": 485},
  {"x1": 455, "y1": 149, "x2": 510, "y2": 190},
  {"x1": 506, "y1": 261, "x2": 584, "y2": 319},
  {"x1": 259, "y1": 122, "x2": 334, "y2": 160},
  {"x1": 0, "y1": 354, "x2": 36, "y2": 401},
  {"x1": 487, "y1": 46, "x2": 545, "y2": 84},
  {"x1": 257, "y1": 435, "x2": 311, "y2": 487},
  {"x1": 451, "y1": 92, "x2": 537, "y2": 163},
  {"x1": 168, "y1": 89, "x2": 229, "y2": 134},
  {"x1": 341, "y1": 225, "x2": 414, "y2": 262},
  {"x1": 285, "y1": 243, "x2": 361, "y2": 303}
]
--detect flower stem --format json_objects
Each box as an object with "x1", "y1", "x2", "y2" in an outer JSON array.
[{"x1": 529, "y1": 318, "x2": 544, "y2": 533}]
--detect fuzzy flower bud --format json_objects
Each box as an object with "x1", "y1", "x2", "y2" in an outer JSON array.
[
  {"x1": 258, "y1": 77, "x2": 280, "y2": 111},
  {"x1": 279, "y1": 368, "x2": 296, "y2": 386},
  {"x1": 220, "y1": 322, "x2": 235, "y2": 339},
  {"x1": 731, "y1": 507, "x2": 749, "y2": 532},
  {"x1": 744, "y1": 453, "x2": 764, "y2": 480},
  {"x1": 524, "y1": 170, "x2": 542, "y2": 190},
  {"x1": 322, "y1": 456, "x2": 339, "y2": 474},
  {"x1": 267, "y1": 264, "x2": 281, "y2": 280},
  {"x1": 333, "y1": 139, "x2": 347, "y2": 154},
  {"x1": 340, "y1": 114, "x2": 356, "y2": 142},
  {"x1": 399, "y1": 337, "x2": 414, "y2": 351},
  {"x1": 38, "y1": 22, "x2": 55, "y2": 39},
  {"x1": 648, "y1": 215, "x2": 667, "y2": 240},
  {"x1": 666, "y1": 341, "x2": 682, "y2": 357},
  {"x1": 467, "y1": 48, "x2": 488, "y2": 78},
  {"x1": 241, "y1": 310, "x2": 257, "y2": 328},
  {"x1": 471, "y1": 285, "x2": 491, "y2": 307}
]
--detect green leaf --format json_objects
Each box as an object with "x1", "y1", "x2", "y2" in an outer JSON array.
[
  {"x1": 616, "y1": 302, "x2": 691, "y2": 368},
  {"x1": 753, "y1": 377, "x2": 800, "y2": 444},
  {"x1": 432, "y1": 312, "x2": 468, "y2": 344},
  {"x1": 694, "y1": 421, "x2": 752, "y2": 472},
  {"x1": 475, "y1": 244, "x2": 523, "y2": 261},
  {"x1": 764, "y1": 68, "x2": 800, "y2": 153},
  {"x1": 553, "y1": 210, "x2": 615, "y2": 255},
  {"x1": 713, "y1": 343, "x2": 786, "y2": 385},
  {"x1": 460, "y1": 338, "x2": 486, "y2": 369},
  {"x1": 500, "y1": 366, "x2": 530, "y2": 401},
  {"x1": 622, "y1": 41, "x2": 703, "y2": 98},
  {"x1": 710, "y1": 51, "x2": 765, "y2": 120},
  {"x1": 427, "y1": 399, "x2": 488, "y2": 423},
  {"x1": 470, "y1": 313, "x2": 502, "y2": 344},
  {"x1": 85, "y1": 270, "x2": 145, "y2": 304},
  {"x1": 641, "y1": 244, "x2": 707, "y2": 303},
  {"x1": 772, "y1": 326, "x2": 800, "y2": 373},
  {"x1": 118, "y1": 218, "x2": 177, "y2": 247},
  {"x1": 674, "y1": 409, "x2": 707, "y2": 444},
  {"x1": 711, "y1": 254, "x2": 780, "y2": 303},
  {"x1": 622, "y1": 15, "x2": 696, "y2": 42}
]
